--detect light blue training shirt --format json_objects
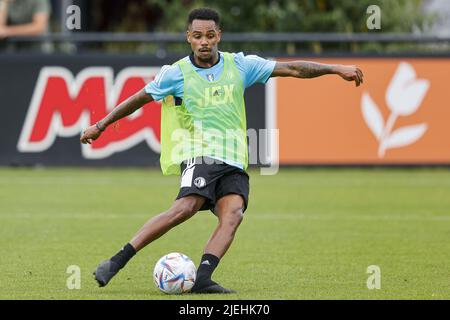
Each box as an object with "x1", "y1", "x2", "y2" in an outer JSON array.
[{"x1": 145, "y1": 51, "x2": 276, "y2": 169}]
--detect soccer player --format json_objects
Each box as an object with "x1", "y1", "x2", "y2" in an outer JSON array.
[{"x1": 80, "y1": 7, "x2": 363, "y2": 294}]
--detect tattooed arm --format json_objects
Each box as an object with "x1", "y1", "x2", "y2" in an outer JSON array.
[
  {"x1": 271, "y1": 61, "x2": 364, "y2": 86},
  {"x1": 80, "y1": 88, "x2": 153, "y2": 144}
]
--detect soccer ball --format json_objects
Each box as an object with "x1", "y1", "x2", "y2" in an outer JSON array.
[{"x1": 153, "y1": 252, "x2": 197, "y2": 294}]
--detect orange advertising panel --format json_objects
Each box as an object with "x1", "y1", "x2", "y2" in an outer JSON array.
[{"x1": 273, "y1": 58, "x2": 450, "y2": 164}]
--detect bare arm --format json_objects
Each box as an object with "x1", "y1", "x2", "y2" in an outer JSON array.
[
  {"x1": 0, "y1": 12, "x2": 49, "y2": 38},
  {"x1": 80, "y1": 88, "x2": 153, "y2": 144},
  {"x1": 271, "y1": 61, "x2": 364, "y2": 86},
  {"x1": 0, "y1": 0, "x2": 10, "y2": 26}
]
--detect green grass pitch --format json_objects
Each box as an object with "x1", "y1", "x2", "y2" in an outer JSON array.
[{"x1": 0, "y1": 167, "x2": 449, "y2": 300}]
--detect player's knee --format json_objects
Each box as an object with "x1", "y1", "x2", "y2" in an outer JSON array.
[{"x1": 221, "y1": 208, "x2": 243, "y2": 231}]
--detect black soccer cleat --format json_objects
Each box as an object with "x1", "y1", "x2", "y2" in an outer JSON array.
[
  {"x1": 191, "y1": 280, "x2": 236, "y2": 294},
  {"x1": 93, "y1": 259, "x2": 121, "y2": 287}
]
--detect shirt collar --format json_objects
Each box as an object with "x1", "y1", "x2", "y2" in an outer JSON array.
[{"x1": 189, "y1": 51, "x2": 221, "y2": 69}]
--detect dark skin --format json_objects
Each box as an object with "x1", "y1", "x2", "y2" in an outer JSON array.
[{"x1": 80, "y1": 19, "x2": 364, "y2": 257}]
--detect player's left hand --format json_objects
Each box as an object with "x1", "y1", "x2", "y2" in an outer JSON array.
[{"x1": 335, "y1": 65, "x2": 364, "y2": 87}]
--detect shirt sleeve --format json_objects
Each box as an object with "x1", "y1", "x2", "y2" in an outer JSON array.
[
  {"x1": 144, "y1": 64, "x2": 182, "y2": 101},
  {"x1": 233, "y1": 52, "x2": 276, "y2": 88}
]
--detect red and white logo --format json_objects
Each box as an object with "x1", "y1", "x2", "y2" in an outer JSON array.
[{"x1": 17, "y1": 66, "x2": 162, "y2": 159}]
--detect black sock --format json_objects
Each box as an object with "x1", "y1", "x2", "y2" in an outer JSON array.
[
  {"x1": 196, "y1": 253, "x2": 220, "y2": 283},
  {"x1": 110, "y1": 243, "x2": 136, "y2": 269}
]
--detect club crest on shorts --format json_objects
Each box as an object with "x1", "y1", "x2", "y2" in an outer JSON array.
[{"x1": 194, "y1": 177, "x2": 206, "y2": 189}]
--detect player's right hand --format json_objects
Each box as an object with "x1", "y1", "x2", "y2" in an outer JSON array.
[{"x1": 80, "y1": 125, "x2": 102, "y2": 144}]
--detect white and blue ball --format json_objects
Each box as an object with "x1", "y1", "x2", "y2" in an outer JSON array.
[{"x1": 153, "y1": 252, "x2": 196, "y2": 294}]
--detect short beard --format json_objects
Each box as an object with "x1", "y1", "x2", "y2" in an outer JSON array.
[
  {"x1": 198, "y1": 55, "x2": 212, "y2": 62},
  {"x1": 197, "y1": 50, "x2": 217, "y2": 63}
]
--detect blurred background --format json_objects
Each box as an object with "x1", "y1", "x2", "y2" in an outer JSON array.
[
  {"x1": 1, "y1": 0, "x2": 450, "y2": 167},
  {"x1": 2, "y1": 0, "x2": 450, "y2": 55}
]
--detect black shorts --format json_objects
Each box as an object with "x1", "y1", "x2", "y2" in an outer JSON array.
[{"x1": 176, "y1": 157, "x2": 250, "y2": 213}]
